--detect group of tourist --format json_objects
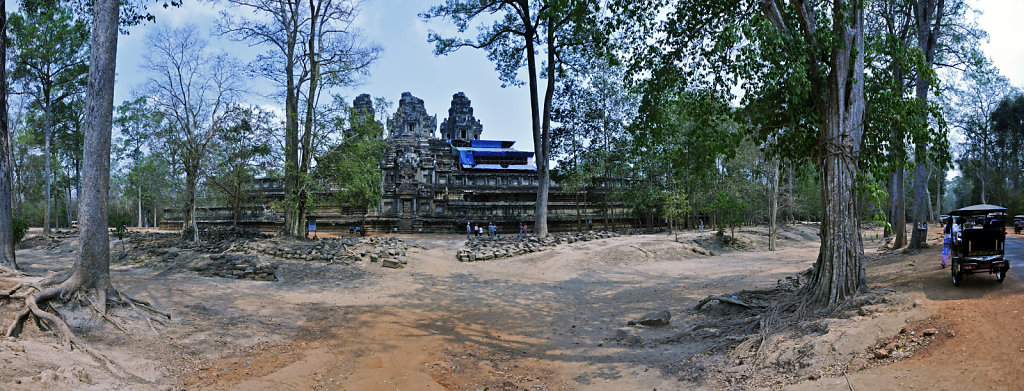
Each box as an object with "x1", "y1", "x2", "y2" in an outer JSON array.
[
  {"x1": 348, "y1": 225, "x2": 363, "y2": 236},
  {"x1": 466, "y1": 222, "x2": 504, "y2": 238}
]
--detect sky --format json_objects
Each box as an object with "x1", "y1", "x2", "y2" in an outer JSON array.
[
  {"x1": 112, "y1": 0, "x2": 536, "y2": 149},
  {"x1": 970, "y1": 0, "x2": 1024, "y2": 87},
  {"x1": 11, "y1": 0, "x2": 1024, "y2": 153}
]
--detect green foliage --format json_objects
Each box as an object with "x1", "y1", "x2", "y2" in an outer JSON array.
[
  {"x1": 108, "y1": 206, "x2": 134, "y2": 229},
  {"x1": 8, "y1": 1, "x2": 90, "y2": 95},
  {"x1": 860, "y1": 174, "x2": 893, "y2": 232},
  {"x1": 664, "y1": 189, "x2": 690, "y2": 227},
  {"x1": 207, "y1": 107, "x2": 275, "y2": 221},
  {"x1": 945, "y1": 59, "x2": 1021, "y2": 210},
  {"x1": 12, "y1": 217, "x2": 29, "y2": 245},
  {"x1": 113, "y1": 224, "x2": 128, "y2": 241},
  {"x1": 712, "y1": 191, "x2": 745, "y2": 237},
  {"x1": 316, "y1": 98, "x2": 388, "y2": 214},
  {"x1": 422, "y1": 0, "x2": 607, "y2": 88}
]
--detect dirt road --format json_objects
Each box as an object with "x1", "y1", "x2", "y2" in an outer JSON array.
[
  {"x1": 1, "y1": 225, "x2": 1021, "y2": 390},
  {"x1": 786, "y1": 235, "x2": 1024, "y2": 391}
]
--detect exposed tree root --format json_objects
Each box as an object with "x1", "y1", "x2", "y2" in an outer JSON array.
[
  {"x1": 693, "y1": 295, "x2": 763, "y2": 310},
  {"x1": 630, "y1": 245, "x2": 651, "y2": 257},
  {"x1": 0, "y1": 278, "x2": 171, "y2": 378},
  {"x1": 0, "y1": 265, "x2": 19, "y2": 277}
]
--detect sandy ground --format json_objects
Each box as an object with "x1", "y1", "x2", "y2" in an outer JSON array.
[{"x1": 0, "y1": 224, "x2": 1021, "y2": 390}]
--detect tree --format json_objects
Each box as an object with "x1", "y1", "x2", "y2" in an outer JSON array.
[
  {"x1": 907, "y1": 0, "x2": 973, "y2": 249},
  {"x1": 114, "y1": 97, "x2": 163, "y2": 228},
  {"x1": 51, "y1": 97, "x2": 87, "y2": 226},
  {"x1": 614, "y1": 0, "x2": 869, "y2": 307},
  {"x1": 219, "y1": 0, "x2": 380, "y2": 237},
  {"x1": 316, "y1": 96, "x2": 387, "y2": 218},
  {"x1": 142, "y1": 25, "x2": 242, "y2": 241},
  {"x1": 8, "y1": 0, "x2": 90, "y2": 237},
  {"x1": 551, "y1": 58, "x2": 637, "y2": 230},
  {"x1": 0, "y1": 0, "x2": 17, "y2": 273},
  {"x1": 4, "y1": 0, "x2": 168, "y2": 361},
  {"x1": 664, "y1": 189, "x2": 690, "y2": 233},
  {"x1": 862, "y1": 0, "x2": 917, "y2": 246},
  {"x1": 423, "y1": 0, "x2": 604, "y2": 236},
  {"x1": 944, "y1": 60, "x2": 1014, "y2": 207},
  {"x1": 208, "y1": 107, "x2": 274, "y2": 226}
]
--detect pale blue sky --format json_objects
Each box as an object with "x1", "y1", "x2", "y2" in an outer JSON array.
[
  {"x1": 13, "y1": 0, "x2": 1024, "y2": 152},
  {"x1": 113, "y1": 0, "x2": 536, "y2": 148}
]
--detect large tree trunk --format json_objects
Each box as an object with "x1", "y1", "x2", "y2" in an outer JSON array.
[
  {"x1": 935, "y1": 166, "x2": 943, "y2": 215},
  {"x1": 769, "y1": 158, "x2": 779, "y2": 251},
  {"x1": 909, "y1": 156, "x2": 929, "y2": 248},
  {"x1": 522, "y1": 11, "x2": 547, "y2": 236},
  {"x1": 75, "y1": 158, "x2": 80, "y2": 219},
  {"x1": 909, "y1": 0, "x2": 943, "y2": 250},
  {"x1": 294, "y1": 0, "x2": 321, "y2": 239},
  {"x1": 5, "y1": 2, "x2": 169, "y2": 344},
  {"x1": 70, "y1": 0, "x2": 119, "y2": 297},
  {"x1": 801, "y1": 1, "x2": 867, "y2": 307},
  {"x1": 0, "y1": 1, "x2": 16, "y2": 271},
  {"x1": 884, "y1": 172, "x2": 894, "y2": 237},
  {"x1": 182, "y1": 168, "x2": 197, "y2": 239},
  {"x1": 282, "y1": 19, "x2": 302, "y2": 237},
  {"x1": 137, "y1": 173, "x2": 143, "y2": 228},
  {"x1": 890, "y1": 164, "x2": 907, "y2": 247},
  {"x1": 43, "y1": 104, "x2": 52, "y2": 237},
  {"x1": 66, "y1": 185, "x2": 72, "y2": 228},
  {"x1": 787, "y1": 165, "x2": 794, "y2": 222}
]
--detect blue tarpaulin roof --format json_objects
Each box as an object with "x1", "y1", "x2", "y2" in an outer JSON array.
[
  {"x1": 469, "y1": 164, "x2": 536, "y2": 171},
  {"x1": 453, "y1": 139, "x2": 536, "y2": 171},
  {"x1": 471, "y1": 140, "x2": 516, "y2": 148},
  {"x1": 458, "y1": 149, "x2": 475, "y2": 166},
  {"x1": 461, "y1": 149, "x2": 534, "y2": 158}
]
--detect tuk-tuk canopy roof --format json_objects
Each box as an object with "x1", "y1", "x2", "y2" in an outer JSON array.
[{"x1": 949, "y1": 204, "x2": 1008, "y2": 216}]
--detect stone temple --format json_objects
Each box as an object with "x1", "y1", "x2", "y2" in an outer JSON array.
[{"x1": 162, "y1": 92, "x2": 630, "y2": 234}]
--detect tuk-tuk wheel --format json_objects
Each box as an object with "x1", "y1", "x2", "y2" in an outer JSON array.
[
  {"x1": 952, "y1": 269, "x2": 963, "y2": 287},
  {"x1": 996, "y1": 269, "x2": 1006, "y2": 283}
]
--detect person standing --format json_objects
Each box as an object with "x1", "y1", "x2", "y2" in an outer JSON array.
[
  {"x1": 467, "y1": 222, "x2": 472, "y2": 239},
  {"x1": 699, "y1": 219, "x2": 704, "y2": 231},
  {"x1": 587, "y1": 219, "x2": 593, "y2": 232},
  {"x1": 941, "y1": 218, "x2": 952, "y2": 268}
]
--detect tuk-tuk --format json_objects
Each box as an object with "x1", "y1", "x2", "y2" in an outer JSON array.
[
  {"x1": 1014, "y1": 215, "x2": 1024, "y2": 234},
  {"x1": 949, "y1": 204, "x2": 1010, "y2": 286}
]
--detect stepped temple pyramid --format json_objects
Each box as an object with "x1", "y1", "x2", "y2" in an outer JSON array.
[{"x1": 163, "y1": 92, "x2": 631, "y2": 234}]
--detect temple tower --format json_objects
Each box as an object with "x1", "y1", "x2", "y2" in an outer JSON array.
[
  {"x1": 352, "y1": 93, "x2": 375, "y2": 127},
  {"x1": 440, "y1": 92, "x2": 483, "y2": 141},
  {"x1": 387, "y1": 92, "x2": 436, "y2": 139}
]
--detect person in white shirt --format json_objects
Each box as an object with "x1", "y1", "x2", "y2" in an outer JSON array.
[{"x1": 951, "y1": 217, "x2": 963, "y2": 244}]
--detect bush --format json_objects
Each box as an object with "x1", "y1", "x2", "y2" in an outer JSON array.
[
  {"x1": 12, "y1": 216, "x2": 29, "y2": 244},
  {"x1": 108, "y1": 208, "x2": 133, "y2": 229}
]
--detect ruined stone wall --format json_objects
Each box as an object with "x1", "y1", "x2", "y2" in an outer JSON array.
[{"x1": 162, "y1": 91, "x2": 641, "y2": 234}]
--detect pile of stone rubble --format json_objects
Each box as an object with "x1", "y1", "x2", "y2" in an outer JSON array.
[
  {"x1": 179, "y1": 226, "x2": 270, "y2": 242},
  {"x1": 185, "y1": 253, "x2": 278, "y2": 281},
  {"x1": 241, "y1": 236, "x2": 409, "y2": 269},
  {"x1": 119, "y1": 232, "x2": 410, "y2": 281},
  {"x1": 456, "y1": 231, "x2": 619, "y2": 262}
]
